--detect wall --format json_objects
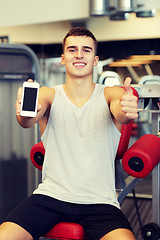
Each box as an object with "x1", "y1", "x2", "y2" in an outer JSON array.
[
  {"x1": 88, "y1": 11, "x2": 160, "y2": 41},
  {"x1": 0, "y1": 0, "x2": 89, "y2": 27},
  {"x1": 0, "y1": 11, "x2": 160, "y2": 44},
  {"x1": 0, "y1": 0, "x2": 160, "y2": 44}
]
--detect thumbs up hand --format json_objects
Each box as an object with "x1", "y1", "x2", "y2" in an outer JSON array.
[{"x1": 121, "y1": 77, "x2": 138, "y2": 120}]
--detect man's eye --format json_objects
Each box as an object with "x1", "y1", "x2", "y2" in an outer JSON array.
[
  {"x1": 83, "y1": 49, "x2": 90, "y2": 53},
  {"x1": 69, "y1": 49, "x2": 76, "y2": 52}
]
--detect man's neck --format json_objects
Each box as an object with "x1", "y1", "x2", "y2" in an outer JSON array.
[{"x1": 63, "y1": 76, "x2": 95, "y2": 107}]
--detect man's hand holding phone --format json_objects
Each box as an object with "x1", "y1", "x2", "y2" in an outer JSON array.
[{"x1": 16, "y1": 79, "x2": 40, "y2": 118}]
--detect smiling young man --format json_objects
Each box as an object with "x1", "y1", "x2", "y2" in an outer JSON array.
[{"x1": 0, "y1": 27, "x2": 138, "y2": 240}]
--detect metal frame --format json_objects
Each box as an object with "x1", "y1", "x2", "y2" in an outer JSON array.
[
  {"x1": 0, "y1": 43, "x2": 40, "y2": 195},
  {"x1": 133, "y1": 84, "x2": 160, "y2": 227},
  {"x1": 0, "y1": 43, "x2": 40, "y2": 82},
  {"x1": 116, "y1": 83, "x2": 160, "y2": 233}
]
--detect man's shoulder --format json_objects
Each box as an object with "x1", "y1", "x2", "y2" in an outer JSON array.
[{"x1": 39, "y1": 86, "x2": 55, "y2": 104}]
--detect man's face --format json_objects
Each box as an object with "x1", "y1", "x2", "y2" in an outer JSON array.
[{"x1": 61, "y1": 36, "x2": 99, "y2": 79}]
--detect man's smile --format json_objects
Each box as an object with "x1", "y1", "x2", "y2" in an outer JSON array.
[{"x1": 73, "y1": 62, "x2": 86, "y2": 67}]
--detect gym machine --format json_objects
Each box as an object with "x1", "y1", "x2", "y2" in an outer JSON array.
[
  {"x1": 30, "y1": 82, "x2": 160, "y2": 240},
  {"x1": 123, "y1": 82, "x2": 160, "y2": 240},
  {"x1": 0, "y1": 43, "x2": 40, "y2": 222}
]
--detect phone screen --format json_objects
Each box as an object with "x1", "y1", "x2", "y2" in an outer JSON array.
[{"x1": 22, "y1": 87, "x2": 38, "y2": 111}]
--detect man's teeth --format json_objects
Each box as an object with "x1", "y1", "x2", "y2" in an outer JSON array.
[{"x1": 73, "y1": 63, "x2": 85, "y2": 66}]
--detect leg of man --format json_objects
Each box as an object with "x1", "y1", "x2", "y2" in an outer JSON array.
[
  {"x1": 77, "y1": 203, "x2": 134, "y2": 240},
  {"x1": 100, "y1": 228, "x2": 135, "y2": 240},
  {"x1": 0, "y1": 222, "x2": 33, "y2": 240},
  {"x1": 0, "y1": 194, "x2": 65, "y2": 240}
]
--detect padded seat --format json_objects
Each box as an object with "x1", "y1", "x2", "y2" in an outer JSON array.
[{"x1": 44, "y1": 222, "x2": 89, "y2": 240}]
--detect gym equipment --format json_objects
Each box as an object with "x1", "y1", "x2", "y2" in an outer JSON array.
[
  {"x1": 135, "y1": 82, "x2": 160, "y2": 240},
  {"x1": 30, "y1": 83, "x2": 160, "y2": 239},
  {"x1": 30, "y1": 126, "x2": 134, "y2": 239},
  {"x1": 30, "y1": 141, "x2": 44, "y2": 171},
  {"x1": 122, "y1": 134, "x2": 160, "y2": 178},
  {"x1": 98, "y1": 71, "x2": 121, "y2": 87},
  {"x1": 141, "y1": 223, "x2": 160, "y2": 240},
  {"x1": 30, "y1": 136, "x2": 160, "y2": 239},
  {"x1": 0, "y1": 43, "x2": 40, "y2": 222}
]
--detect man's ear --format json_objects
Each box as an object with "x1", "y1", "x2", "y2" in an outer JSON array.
[
  {"x1": 61, "y1": 54, "x2": 65, "y2": 65},
  {"x1": 94, "y1": 56, "x2": 99, "y2": 67}
]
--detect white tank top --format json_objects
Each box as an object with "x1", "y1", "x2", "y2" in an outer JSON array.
[{"x1": 34, "y1": 84, "x2": 121, "y2": 208}]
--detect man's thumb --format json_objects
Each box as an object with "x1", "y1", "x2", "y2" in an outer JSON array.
[{"x1": 123, "y1": 77, "x2": 133, "y2": 95}]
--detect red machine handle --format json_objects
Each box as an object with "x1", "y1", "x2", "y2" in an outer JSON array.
[
  {"x1": 116, "y1": 87, "x2": 139, "y2": 160},
  {"x1": 30, "y1": 141, "x2": 45, "y2": 171},
  {"x1": 122, "y1": 134, "x2": 160, "y2": 178}
]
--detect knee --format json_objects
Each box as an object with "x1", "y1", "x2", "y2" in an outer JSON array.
[
  {"x1": 100, "y1": 229, "x2": 135, "y2": 240},
  {"x1": 0, "y1": 222, "x2": 33, "y2": 240}
]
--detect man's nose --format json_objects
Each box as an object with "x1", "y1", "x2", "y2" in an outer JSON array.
[{"x1": 75, "y1": 49, "x2": 83, "y2": 58}]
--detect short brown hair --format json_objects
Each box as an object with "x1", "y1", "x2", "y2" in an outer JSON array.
[{"x1": 62, "y1": 27, "x2": 98, "y2": 54}]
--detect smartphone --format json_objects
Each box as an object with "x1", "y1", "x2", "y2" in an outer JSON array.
[{"x1": 20, "y1": 81, "x2": 40, "y2": 117}]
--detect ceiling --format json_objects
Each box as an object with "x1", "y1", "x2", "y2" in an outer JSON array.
[{"x1": 106, "y1": 55, "x2": 160, "y2": 83}]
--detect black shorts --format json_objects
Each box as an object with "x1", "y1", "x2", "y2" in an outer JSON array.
[{"x1": 3, "y1": 194, "x2": 133, "y2": 240}]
